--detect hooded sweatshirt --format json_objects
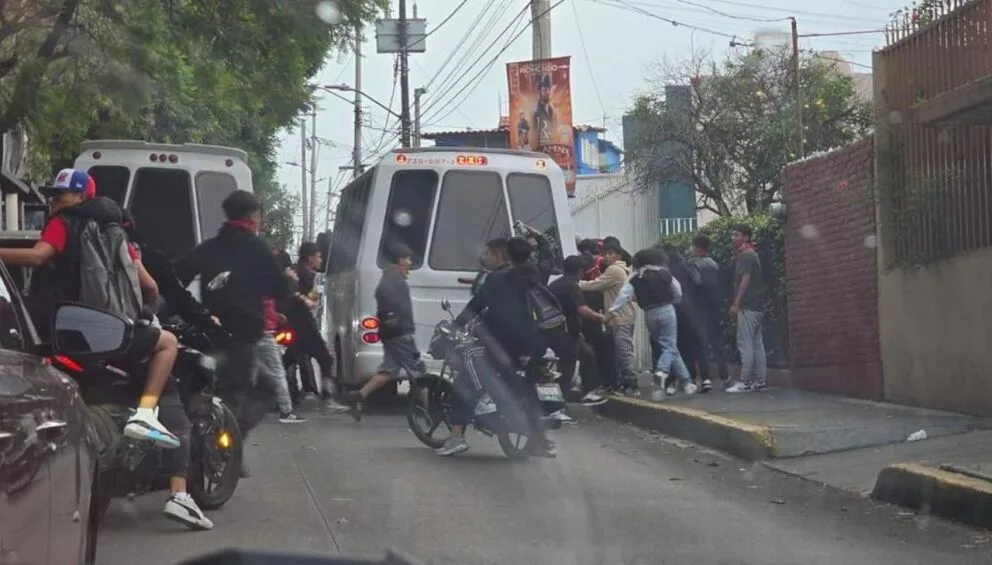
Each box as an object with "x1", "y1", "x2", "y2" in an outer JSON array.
[
  {"x1": 460, "y1": 261, "x2": 546, "y2": 359},
  {"x1": 175, "y1": 221, "x2": 290, "y2": 343},
  {"x1": 578, "y1": 259, "x2": 636, "y2": 325}
]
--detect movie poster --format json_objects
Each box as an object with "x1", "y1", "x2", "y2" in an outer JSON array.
[{"x1": 506, "y1": 56, "x2": 577, "y2": 196}]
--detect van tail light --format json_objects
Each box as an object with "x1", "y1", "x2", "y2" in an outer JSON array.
[
  {"x1": 274, "y1": 329, "x2": 296, "y2": 346},
  {"x1": 50, "y1": 355, "x2": 83, "y2": 373},
  {"x1": 359, "y1": 316, "x2": 380, "y2": 345}
]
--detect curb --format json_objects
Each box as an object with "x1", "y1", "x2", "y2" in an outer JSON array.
[
  {"x1": 594, "y1": 395, "x2": 778, "y2": 461},
  {"x1": 871, "y1": 462, "x2": 992, "y2": 530}
]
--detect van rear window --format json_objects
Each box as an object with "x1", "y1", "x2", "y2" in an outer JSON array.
[
  {"x1": 377, "y1": 170, "x2": 437, "y2": 270},
  {"x1": 195, "y1": 172, "x2": 238, "y2": 238},
  {"x1": 428, "y1": 170, "x2": 509, "y2": 271},
  {"x1": 87, "y1": 166, "x2": 130, "y2": 205},
  {"x1": 130, "y1": 168, "x2": 196, "y2": 258},
  {"x1": 506, "y1": 173, "x2": 564, "y2": 272}
]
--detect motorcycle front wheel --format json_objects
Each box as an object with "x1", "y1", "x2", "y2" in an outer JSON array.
[
  {"x1": 188, "y1": 403, "x2": 243, "y2": 510},
  {"x1": 406, "y1": 376, "x2": 453, "y2": 449}
]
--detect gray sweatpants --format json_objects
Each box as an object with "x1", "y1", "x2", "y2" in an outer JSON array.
[
  {"x1": 253, "y1": 333, "x2": 293, "y2": 414},
  {"x1": 736, "y1": 309, "x2": 767, "y2": 384},
  {"x1": 610, "y1": 323, "x2": 637, "y2": 387}
]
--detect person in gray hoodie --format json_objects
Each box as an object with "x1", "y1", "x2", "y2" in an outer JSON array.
[{"x1": 348, "y1": 241, "x2": 425, "y2": 420}]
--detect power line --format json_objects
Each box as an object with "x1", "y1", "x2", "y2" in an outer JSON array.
[
  {"x1": 424, "y1": 0, "x2": 469, "y2": 39},
  {"x1": 669, "y1": 0, "x2": 792, "y2": 22},
  {"x1": 593, "y1": 0, "x2": 745, "y2": 40},
  {"x1": 634, "y1": 0, "x2": 874, "y2": 23},
  {"x1": 421, "y1": 2, "x2": 530, "y2": 122},
  {"x1": 426, "y1": 0, "x2": 517, "y2": 110},
  {"x1": 421, "y1": 4, "x2": 535, "y2": 126},
  {"x1": 421, "y1": 3, "x2": 496, "y2": 94},
  {"x1": 800, "y1": 29, "x2": 886, "y2": 37},
  {"x1": 571, "y1": 0, "x2": 607, "y2": 119}
]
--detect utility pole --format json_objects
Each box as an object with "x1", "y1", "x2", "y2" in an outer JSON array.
[
  {"x1": 308, "y1": 110, "x2": 318, "y2": 241},
  {"x1": 791, "y1": 17, "x2": 804, "y2": 159},
  {"x1": 324, "y1": 176, "x2": 335, "y2": 231},
  {"x1": 299, "y1": 117, "x2": 308, "y2": 240},
  {"x1": 413, "y1": 87, "x2": 425, "y2": 147},
  {"x1": 531, "y1": 0, "x2": 552, "y2": 59},
  {"x1": 398, "y1": 0, "x2": 412, "y2": 147},
  {"x1": 353, "y1": 26, "x2": 363, "y2": 179}
]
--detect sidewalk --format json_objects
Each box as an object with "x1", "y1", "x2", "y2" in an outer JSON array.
[{"x1": 594, "y1": 383, "x2": 992, "y2": 529}]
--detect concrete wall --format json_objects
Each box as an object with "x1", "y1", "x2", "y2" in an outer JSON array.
[
  {"x1": 878, "y1": 248, "x2": 992, "y2": 416},
  {"x1": 570, "y1": 173, "x2": 659, "y2": 370},
  {"x1": 782, "y1": 140, "x2": 883, "y2": 399}
]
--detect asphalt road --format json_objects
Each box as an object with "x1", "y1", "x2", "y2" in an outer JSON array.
[{"x1": 95, "y1": 405, "x2": 992, "y2": 565}]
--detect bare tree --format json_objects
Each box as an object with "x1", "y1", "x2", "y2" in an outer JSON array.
[{"x1": 626, "y1": 46, "x2": 873, "y2": 216}]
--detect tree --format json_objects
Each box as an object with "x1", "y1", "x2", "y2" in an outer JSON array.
[
  {"x1": 626, "y1": 46, "x2": 873, "y2": 215},
  {"x1": 2, "y1": 0, "x2": 386, "y2": 240}
]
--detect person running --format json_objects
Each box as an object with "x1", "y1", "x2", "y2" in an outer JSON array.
[
  {"x1": 0, "y1": 169, "x2": 181, "y2": 448},
  {"x1": 347, "y1": 242, "x2": 425, "y2": 420}
]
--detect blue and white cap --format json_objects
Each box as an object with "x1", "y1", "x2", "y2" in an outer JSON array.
[{"x1": 43, "y1": 168, "x2": 94, "y2": 196}]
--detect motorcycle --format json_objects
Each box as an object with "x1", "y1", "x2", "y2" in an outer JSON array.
[
  {"x1": 405, "y1": 299, "x2": 566, "y2": 461},
  {"x1": 276, "y1": 326, "x2": 320, "y2": 405},
  {"x1": 52, "y1": 318, "x2": 243, "y2": 522}
]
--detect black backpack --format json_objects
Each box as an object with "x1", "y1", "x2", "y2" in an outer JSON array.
[
  {"x1": 75, "y1": 219, "x2": 143, "y2": 321},
  {"x1": 525, "y1": 284, "x2": 567, "y2": 331}
]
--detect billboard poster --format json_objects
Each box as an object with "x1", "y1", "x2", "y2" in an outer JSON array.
[{"x1": 506, "y1": 56, "x2": 577, "y2": 196}]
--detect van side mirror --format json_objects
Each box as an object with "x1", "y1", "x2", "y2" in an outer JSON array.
[{"x1": 53, "y1": 304, "x2": 133, "y2": 358}]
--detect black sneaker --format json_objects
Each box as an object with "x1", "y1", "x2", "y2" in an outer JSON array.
[{"x1": 700, "y1": 379, "x2": 713, "y2": 393}]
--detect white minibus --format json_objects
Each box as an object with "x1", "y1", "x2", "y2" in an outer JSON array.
[
  {"x1": 73, "y1": 140, "x2": 252, "y2": 258},
  {"x1": 324, "y1": 147, "x2": 578, "y2": 389}
]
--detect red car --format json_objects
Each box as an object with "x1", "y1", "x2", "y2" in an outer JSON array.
[{"x1": 0, "y1": 257, "x2": 101, "y2": 564}]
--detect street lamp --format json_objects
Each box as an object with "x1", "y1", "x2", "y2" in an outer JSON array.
[{"x1": 320, "y1": 84, "x2": 403, "y2": 120}]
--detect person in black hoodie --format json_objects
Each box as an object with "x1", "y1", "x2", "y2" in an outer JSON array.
[
  {"x1": 660, "y1": 243, "x2": 712, "y2": 393},
  {"x1": 441, "y1": 236, "x2": 557, "y2": 458},
  {"x1": 175, "y1": 190, "x2": 290, "y2": 445}
]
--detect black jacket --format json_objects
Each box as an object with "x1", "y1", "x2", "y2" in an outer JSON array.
[
  {"x1": 175, "y1": 222, "x2": 289, "y2": 343},
  {"x1": 375, "y1": 265, "x2": 415, "y2": 341},
  {"x1": 459, "y1": 262, "x2": 545, "y2": 359}
]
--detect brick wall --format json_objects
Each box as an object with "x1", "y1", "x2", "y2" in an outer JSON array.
[{"x1": 781, "y1": 139, "x2": 882, "y2": 399}]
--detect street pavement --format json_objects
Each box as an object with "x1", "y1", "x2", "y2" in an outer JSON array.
[{"x1": 95, "y1": 405, "x2": 992, "y2": 565}]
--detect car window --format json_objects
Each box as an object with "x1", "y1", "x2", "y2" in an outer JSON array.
[
  {"x1": 428, "y1": 170, "x2": 510, "y2": 271},
  {"x1": 196, "y1": 172, "x2": 238, "y2": 239},
  {"x1": 377, "y1": 169, "x2": 438, "y2": 270},
  {"x1": 506, "y1": 173, "x2": 564, "y2": 272}
]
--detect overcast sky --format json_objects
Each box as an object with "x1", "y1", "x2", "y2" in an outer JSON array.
[{"x1": 277, "y1": 0, "x2": 912, "y2": 232}]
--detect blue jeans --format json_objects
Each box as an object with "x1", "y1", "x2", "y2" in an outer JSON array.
[{"x1": 644, "y1": 304, "x2": 690, "y2": 383}]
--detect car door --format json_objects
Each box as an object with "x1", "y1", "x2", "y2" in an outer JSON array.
[{"x1": 0, "y1": 363, "x2": 52, "y2": 565}]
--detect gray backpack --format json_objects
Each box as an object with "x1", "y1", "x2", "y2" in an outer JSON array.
[{"x1": 76, "y1": 220, "x2": 143, "y2": 321}]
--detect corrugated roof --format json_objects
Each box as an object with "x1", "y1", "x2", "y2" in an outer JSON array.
[{"x1": 422, "y1": 123, "x2": 606, "y2": 139}]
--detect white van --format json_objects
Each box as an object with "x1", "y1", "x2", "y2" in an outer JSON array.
[
  {"x1": 324, "y1": 147, "x2": 578, "y2": 388},
  {"x1": 73, "y1": 140, "x2": 252, "y2": 258}
]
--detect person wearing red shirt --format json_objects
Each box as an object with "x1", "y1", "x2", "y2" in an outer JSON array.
[{"x1": 0, "y1": 169, "x2": 181, "y2": 450}]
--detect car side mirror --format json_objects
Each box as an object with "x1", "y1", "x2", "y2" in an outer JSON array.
[{"x1": 53, "y1": 303, "x2": 133, "y2": 358}]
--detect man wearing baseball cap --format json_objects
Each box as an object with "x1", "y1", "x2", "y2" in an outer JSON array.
[{"x1": 0, "y1": 169, "x2": 183, "y2": 449}]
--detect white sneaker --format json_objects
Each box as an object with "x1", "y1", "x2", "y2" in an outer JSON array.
[
  {"x1": 125, "y1": 408, "x2": 180, "y2": 449},
  {"x1": 665, "y1": 385, "x2": 677, "y2": 396},
  {"x1": 683, "y1": 382, "x2": 698, "y2": 396},
  {"x1": 580, "y1": 389, "x2": 607, "y2": 407},
  {"x1": 652, "y1": 371, "x2": 669, "y2": 388},
  {"x1": 725, "y1": 381, "x2": 752, "y2": 393},
  {"x1": 163, "y1": 492, "x2": 213, "y2": 530},
  {"x1": 650, "y1": 388, "x2": 666, "y2": 402}
]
